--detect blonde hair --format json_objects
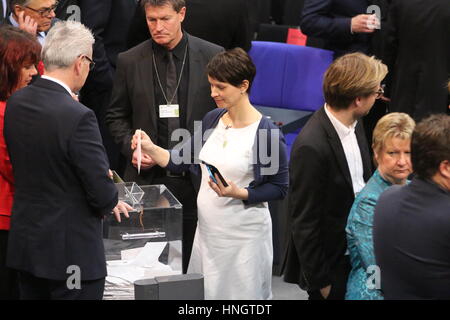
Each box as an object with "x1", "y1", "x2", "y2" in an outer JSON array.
[
  {"x1": 323, "y1": 52, "x2": 388, "y2": 110},
  {"x1": 372, "y1": 112, "x2": 415, "y2": 156}
]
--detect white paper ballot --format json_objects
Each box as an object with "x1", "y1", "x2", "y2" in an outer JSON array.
[{"x1": 137, "y1": 128, "x2": 142, "y2": 174}]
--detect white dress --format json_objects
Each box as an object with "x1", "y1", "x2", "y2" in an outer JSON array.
[{"x1": 188, "y1": 118, "x2": 273, "y2": 300}]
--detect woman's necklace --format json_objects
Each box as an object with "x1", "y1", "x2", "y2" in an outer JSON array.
[{"x1": 223, "y1": 119, "x2": 232, "y2": 148}]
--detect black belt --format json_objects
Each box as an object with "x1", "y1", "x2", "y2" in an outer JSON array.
[
  {"x1": 166, "y1": 170, "x2": 187, "y2": 178},
  {"x1": 154, "y1": 166, "x2": 188, "y2": 178}
]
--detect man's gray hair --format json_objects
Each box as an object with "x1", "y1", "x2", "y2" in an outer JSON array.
[
  {"x1": 10, "y1": 0, "x2": 33, "y2": 7},
  {"x1": 42, "y1": 20, "x2": 95, "y2": 72}
]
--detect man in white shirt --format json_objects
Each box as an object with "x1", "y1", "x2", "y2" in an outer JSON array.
[
  {"x1": 8, "y1": 0, "x2": 58, "y2": 45},
  {"x1": 283, "y1": 52, "x2": 387, "y2": 300}
]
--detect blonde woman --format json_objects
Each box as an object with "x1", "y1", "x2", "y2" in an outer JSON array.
[{"x1": 345, "y1": 112, "x2": 415, "y2": 300}]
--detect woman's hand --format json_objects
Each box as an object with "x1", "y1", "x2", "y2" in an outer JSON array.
[
  {"x1": 208, "y1": 174, "x2": 249, "y2": 200},
  {"x1": 131, "y1": 129, "x2": 154, "y2": 154},
  {"x1": 131, "y1": 129, "x2": 170, "y2": 168}
]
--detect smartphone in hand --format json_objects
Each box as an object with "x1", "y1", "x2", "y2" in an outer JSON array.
[{"x1": 202, "y1": 161, "x2": 229, "y2": 187}]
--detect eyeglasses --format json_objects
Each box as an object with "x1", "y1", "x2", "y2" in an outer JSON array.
[
  {"x1": 81, "y1": 55, "x2": 95, "y2": 71},
  {"x1": 24, "y1": 1, "x2": 59, "y2": 17},
  {"x1": 374, "y1": 85, "x2": 385, "y2": 99}
]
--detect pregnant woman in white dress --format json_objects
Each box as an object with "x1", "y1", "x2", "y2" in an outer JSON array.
[{"x1": 132, "y1": 48, "x2": 288, "y2": 299}]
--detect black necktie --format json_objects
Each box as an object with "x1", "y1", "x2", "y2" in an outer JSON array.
[{"x1": 166, "y1": 51, "x2": 180, "y2": 149}]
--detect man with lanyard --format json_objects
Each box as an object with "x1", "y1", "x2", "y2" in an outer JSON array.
[{"x1": 106, "y1": 0, "x2": 223, "y2": 273}]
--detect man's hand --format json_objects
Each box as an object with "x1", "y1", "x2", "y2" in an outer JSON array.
[
  {"x1": 17, "y1": 11, "x2": 38, "y2": 36},
  {"x1": 351, "y1": 14, "x2": 379, "y2": 33},
  {"x1": 112, "y1": 200, "x2": 133, "y2": 223},
  {"x1": 132, "y1": 150, "x2": 155, "y2": 170},
  {"x1": 320, "y1": 285, "x2": 332, "y2": 299}
]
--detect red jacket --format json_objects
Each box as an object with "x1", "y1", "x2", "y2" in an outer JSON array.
[{"x1": 0, "y1": 100, "x2": 14, "y2": 230}]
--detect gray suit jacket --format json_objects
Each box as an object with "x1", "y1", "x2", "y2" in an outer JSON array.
[{"x1": 106, "y1": 33, "x2": 223, "y2": 183}]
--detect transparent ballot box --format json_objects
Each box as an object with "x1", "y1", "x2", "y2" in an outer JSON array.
[{"x1": 103, "y1": 183, "x2": 183, "y2": 300}]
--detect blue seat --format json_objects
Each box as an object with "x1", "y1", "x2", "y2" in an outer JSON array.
[
  {"x1": 248, "y1": 41, "x2": 333, "y2": 157},
  {"x1": 249, "y1": 41, "x2": 333, "y2": 112}
]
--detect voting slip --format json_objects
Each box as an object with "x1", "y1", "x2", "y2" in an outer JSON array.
[{"x1": 159, "y1": 104, "x2": 180, "y2": 118}]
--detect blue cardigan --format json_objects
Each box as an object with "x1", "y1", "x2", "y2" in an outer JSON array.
[{"x1": 165, "y1": 108, "x2": 289, "y2": 204}]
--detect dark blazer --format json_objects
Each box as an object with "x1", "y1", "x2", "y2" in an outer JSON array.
[
  {"x1": 106, "y1": 33, "x2": 223, "y2": 184},
  {"x1": 301, "y1": 0, "x2": 374, "y2": 57},
  {"x1": 79, "y1": 0, "x2": 138, "y2": 90},
  {"x1": 283, "y1": 107, "x2": 372, "y2": 291},
  {"x1": 183, "y1": 0, "x2": 252, "y2": 51},
  {"x1": 0, "y1": 0, "x2": 10, "y2": 24},
  {"x1": 54, "y1": 0, "x2": 79, "y2": 20},
  {"x1": 4, "y1": 78, "x2": 118, "y2": 281},
  {"x1": 126, "y1": 1, "x2": 251, "y2": 51},
  {"x1": 374, "y1": 178, "x2": 450, "y2": 299},
  {"x1": 383, "y1": 0, "x2": 450, "y2": 121}
]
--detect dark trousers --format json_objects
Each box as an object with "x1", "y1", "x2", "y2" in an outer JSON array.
[
  {"x1": 307, "y1": 258, "x2": 351, "y2": 300},
  {"x1": 80, "y1": 87, "x2": 121, "y2": 173},
  {"x1": 17, "y1": 271, "x2": 105, "y2": 300},
  {"x1": 0, "y1": 230, "x2": 19, "y2": 300},
  {"x1": 152, "y1": 174, "x2": 198, "y2": 274}
]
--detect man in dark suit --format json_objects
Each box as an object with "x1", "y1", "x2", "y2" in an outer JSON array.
[
  {"x1": 283, "y1": 53, "x2": 387, "y2": 300},
  {"x1": 183, "y1": 0, "x2": 251, "y2": 51},
  {"x1": 126, "y1": 0, "x2": 251, "y2": 51},
  {"x1": 301, "y1": 0, "x2": 380, "y2": 58},
  {"x1": 7, "y1": 0, "x2": 58, "y2": 44},
  {"x1": 76, "y1": 0, "x2": 138, "y2": 174},
  {"x1": 383, "y1": 0, "x2": 450, "y2": 121},
  {"x1": 4, "y1": 20, "x2": 131, "y2": 300},
  {"x1": 106, "y1": 0, "x2": 223, "y2": 273},
  {"x1": 374, "y1": 114, "x2": 450, "y2": 299}
]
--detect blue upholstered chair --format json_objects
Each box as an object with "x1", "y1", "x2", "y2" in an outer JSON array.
[{"x1": 248, "y1": 41, "x2": 333, "y2": 156}]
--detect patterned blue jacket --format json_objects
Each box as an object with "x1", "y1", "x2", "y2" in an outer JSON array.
[{"x1": 345, "y1": 169, "x2": 401, "y2": 300}]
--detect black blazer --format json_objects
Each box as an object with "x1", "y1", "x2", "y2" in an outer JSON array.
[
  {"x1": 106, "y1": 33, "x2": 223, "y2": 184},
  {"x1": 0, "y1": 0, "x2": 10, "y2": 24},
  {"x1": 374, "y1": 178, "x2": 450, "y2": 299},
  {"x1": 78, "y1": 0, "x2": 138, "y2": 91},
  {"x1": 301, "y1": 0, "x2": 374, "y2": 57},
  {"x1": 4, "y1": 78, "x2": 118, "y2": 281},
  {"x1": 282, "y1": 107, "x2": 372, "y2": 291},
  {"x1": 126, "y1": 0, "x2": 251, "y2": 51},
  {"x1": 383, "y1": 0, "x2": 450, "y2": 121},
  {"x1": 183, "y1": 0, "x2": 252, "y2": 51}
]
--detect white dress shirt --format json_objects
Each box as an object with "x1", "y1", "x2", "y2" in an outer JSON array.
[{"x1": 324, "y1": 104, "x2": 365, "y2": 195}]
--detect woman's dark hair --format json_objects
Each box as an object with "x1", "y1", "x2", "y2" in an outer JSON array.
[
  {"x1": 0, "y1": 25, "x2": 41, "y2": 101},
  {"x1": 206, "y1": 48, "x2": 256, "y2": 94}
]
